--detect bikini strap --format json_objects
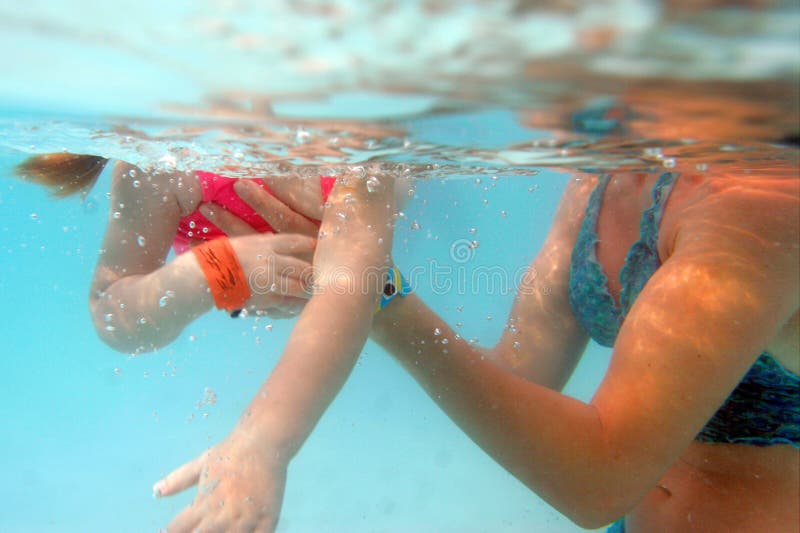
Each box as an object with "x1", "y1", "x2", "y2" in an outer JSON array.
[{"x1": 618, "y1": 172, "x2": 678, "y2": 314}]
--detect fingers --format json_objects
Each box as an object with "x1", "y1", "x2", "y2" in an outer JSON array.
[
  {"x1": 249, "y1": 269, "x2": 312, "y2": 300},
  {"x1": 199, "y1": 203, "x2": 257, "y2": 236},
  {"x1": 235, "y1": 180, "x2": 319, "y2": 236},
  {"x1": 255, "y1": 176, "x2": 322, "y2": 221},
  {"x1": 153, "y1": 457, "x2": 204, "y2": 498},
  {"x1": 165, "y1": 505, "x2": 200, "y2": 533},
  {"x1": 267, "y1": 233, "x2": 317, "y2": 258}
]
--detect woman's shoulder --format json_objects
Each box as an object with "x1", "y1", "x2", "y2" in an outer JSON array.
[
  {"x1": 678, "y1": 175, "x2": 798, "y2": 236},
  {"x1": 663, "y1": 174, "x2": 799, "y2": 277}
]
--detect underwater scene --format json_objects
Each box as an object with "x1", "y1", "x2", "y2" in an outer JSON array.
[{"x1": 0, "y1": 1, "x2": 798, "y2": 532}]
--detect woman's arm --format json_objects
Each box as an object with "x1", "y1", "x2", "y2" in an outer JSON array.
[
  {"x1": 488, "y1": 176, "x2": 593, "y2": 388},
  {"x1": 371, "y1": 180, "x2": 799, "y2": 528}
]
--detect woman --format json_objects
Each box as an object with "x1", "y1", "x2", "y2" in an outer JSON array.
[{"x1": 204, "y1": 171, "x2": 798, "y2": 532}]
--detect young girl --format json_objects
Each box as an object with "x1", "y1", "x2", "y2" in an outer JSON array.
[{"x1": 16, "y1": 153, "x2": 410, "y2": 532}]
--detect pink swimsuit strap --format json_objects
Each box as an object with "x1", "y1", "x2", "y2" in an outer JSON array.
[{"x1": 173, "y1": 172, "x2": 336, "y2": 255}]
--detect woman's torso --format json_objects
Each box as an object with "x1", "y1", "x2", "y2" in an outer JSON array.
[{"x1": 584, "y1": 174, "x2": 799, "y2": 532}]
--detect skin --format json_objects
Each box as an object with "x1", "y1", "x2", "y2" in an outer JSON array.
[
  {"x1": 222, "y1": 173, "x2": 799, "y2": 532},
  {"x1": 89, "y1": 161, "x2": 398, "y2": 532},
  {"x1": 89, "y1": 163, "x2": 318, "y2": 353}
]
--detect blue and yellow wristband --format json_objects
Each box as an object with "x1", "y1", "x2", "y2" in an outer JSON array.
[{"x1": 379, "y1": 266, "x2": 412, "y2": 310}]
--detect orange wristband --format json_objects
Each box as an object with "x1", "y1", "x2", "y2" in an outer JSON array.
[{"x1": 192, "y1": 237, "x2": 251, "y2": 311}]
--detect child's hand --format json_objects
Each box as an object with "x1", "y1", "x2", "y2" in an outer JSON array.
[{"x1": 154, "y1": 429, "x2": 288, "y2": 533}]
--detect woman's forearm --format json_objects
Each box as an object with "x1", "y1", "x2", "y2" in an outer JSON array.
[
  {"x1": 90, "y1": 251, "x2": 213, "y2": 354},
  {"x1": 370, "y1": 293, "x2": 630, "y2": 528}
]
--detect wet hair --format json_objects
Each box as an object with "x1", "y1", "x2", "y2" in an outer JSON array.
[{"x1": 14, "y1": 153, "x2": 109, "y2": 198}]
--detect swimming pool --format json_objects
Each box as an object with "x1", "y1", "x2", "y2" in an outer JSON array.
[{"x1": 0, "y1": 2, "x2": 797, "y2": 532}]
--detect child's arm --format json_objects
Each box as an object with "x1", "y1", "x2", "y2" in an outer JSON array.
[
  {"x1": 241, "y1": 169, "x2": 397, "y2": 457},
  {"x1": 89, "y1": 161, "x2": 211, "y2": 353},
  {"x1": 90, "y1": 161, "x2": 314, "y2": 354},
  {"x1": 157, "y1": 167, "x2": 397, "y2": 533}
]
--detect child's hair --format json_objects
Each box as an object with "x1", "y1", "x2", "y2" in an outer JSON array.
[{"x1": 14, "y1": 153, "x2": 109, "y2": 198}]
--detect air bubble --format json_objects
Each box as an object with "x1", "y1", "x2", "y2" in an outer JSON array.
[
  {"x1": 132, "y1": 180, "x2": 141, "y2": 188},
  {"x1": 30, "y1": 213, "x2": 38, "y2": 220},
  {"x1": 112, "y1": 212, "x2": 121, "y2": 220},
  {"x1": 433, "y1": 328, "x2": 441, "y2": 336},
  {"x1": 366, "y1": 176, "x2": 381, "y2": 193},
  {"x1": 662, "y1": 158, "x2": 676, "y2": 168},
  {"x1": 137, "y1": 235, "x2": 146, "y2": 247},
  {"x1": 410, "y1": 220, "x2": 420, "y2": 230}
]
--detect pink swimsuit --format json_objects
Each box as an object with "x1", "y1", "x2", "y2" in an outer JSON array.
[{"x1": 173, "y1": 171, "x2": 336, "y2": 254}]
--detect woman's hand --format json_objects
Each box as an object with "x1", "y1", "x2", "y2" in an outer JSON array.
[
  {"x1": 154, "y1": 429, "x2": 288, "y2": 533},
  {"x1": 201, "y1": 179, "x2": 321, "y2": 238},
  {"x1": 200, "y1": 178, "x2": 322, "y2": 316},
  {"x1": 227, "y1": 232, "x2": 315, "y2": 315}
]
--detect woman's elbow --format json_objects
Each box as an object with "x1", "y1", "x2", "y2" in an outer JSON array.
[
  {"x1": 560, "y1": 493, "x2": 635, "y2": 530},
  {"x1": 569, "y1": 506, "x2": 629, "y2": 531},
  {"x1": 529, "y1": 464, "x2": 642, "y2": 529}
]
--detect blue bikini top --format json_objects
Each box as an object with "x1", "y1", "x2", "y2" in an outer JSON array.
[{"x1": 569, "y1": 174, "x2": 800, "y2": 447}]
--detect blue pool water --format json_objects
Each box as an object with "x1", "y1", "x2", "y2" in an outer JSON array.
[{"x1": 0, "y1": 1, "x2": 797, "y2": 532}]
